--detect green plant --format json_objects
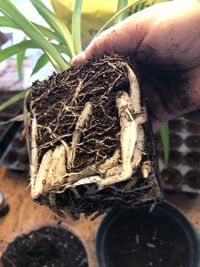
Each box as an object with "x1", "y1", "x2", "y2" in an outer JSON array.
[
  {"x1": 0, "y1": 0, "x2": 169, "y2": 160},
  {"x1": 0, "y1": 0, "x2": 137, "y2": 109}
]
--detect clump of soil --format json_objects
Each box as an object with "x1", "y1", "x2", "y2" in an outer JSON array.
[
  {"x1": 105, "y1": 210, "x2": 190, "y2": 267},
  {"x1": 185, "y1": 152, "x2": 200, "y2": 168},
  {"x1": 2, "y1": 226, "x2": 88, "y2": 267},
  {"x1": 161, "y1": 168, "x2": 182, "y2": 187},
  {"x1": 185, "y1": 136, "x2": 200, "y2": 149},
  {"x1": 184, "y1": 170, "x2": 200, "y2": 189},
  {"x1": 30, "y1": 54, "x2": 162, "y2": 218}
]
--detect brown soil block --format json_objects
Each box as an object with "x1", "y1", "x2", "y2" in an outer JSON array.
[
  {"x1": 169, "y1": 119, "x2": 183, "y2": 132},
  {"x1": 2, "y1": 226, "x2": 88, "y2": 267},
  {"x1": 185, "y1": 136, "x2": 200, "y2": 149},
  {"x1": 169, "y1": 134, "x2": 183, "y2": 149},
  {"x1": 161, "y1": 168, "x2": 182, "y2": 187},
  {"x1": 105, "y1": 211, "x2": 190, "y2": 267},
  {"x1": 184, "y1": 170, "x2": 200, "y2": 189},
  {"x1": 185, "y1": 121, "x2": 200, "y2": 134},
  {"x1": 185, "y1": 152, "x2": 200, "y2": 168},
  {"x1": 30, "y1": 54, "x2": 162, "y2": 218}
]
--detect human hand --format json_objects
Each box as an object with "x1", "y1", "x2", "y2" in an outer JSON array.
[{"x1": 71, "y1": 0, "x2": 200, "y2": 131}]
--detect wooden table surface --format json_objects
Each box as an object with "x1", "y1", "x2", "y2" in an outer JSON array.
[{"x1": 0, "y1": 167, "x2": 200, "y2": 267}]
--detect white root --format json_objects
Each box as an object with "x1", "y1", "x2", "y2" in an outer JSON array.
[
  {"x1": 46, "y1": 145, "x2": 66, "y2": 188},
  {"x1": 141, "y1": 161, "x2": 152, "y2": 179},
  {"x1": 30, "y1": 116, "x2": 38, "y2": 188},
  {"x1": 31, "y1": 62, "x2": 149, "y2": 197},
  {"x1": 126, "y1": 65, "x2": 141, "y2": 113},
  {"x1": 53, "y1": 145, "x2": 66, "y2": 184},
  {"x1": 98, "y1": 92, "x2": 136, "y2": 186},
  {"x1": 70, "y1": 175, "x2": 102, "y2": 188},
  {"x1": 98, "y1": 149, "x2": 120, "y2": 174},
  {"x1": 67, "y1": 102, "x2": 92, "y2": 168},
  {"x1": 32, "y1": 149, "x2": 53, "y2": 199},
  {"x1": 132, "y1": 125, "x2": 145, "y2": 168}
]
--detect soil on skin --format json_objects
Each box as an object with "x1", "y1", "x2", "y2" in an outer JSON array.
[
  {"x1": 105, "y1": 211, "x2": 190, "y2": 267},
  {"x1": 31, "y1": 54, "x2": 162, "y2": 218},
  {"x1": 2, "y1": 226, "x2": 88, "y2": 267}
]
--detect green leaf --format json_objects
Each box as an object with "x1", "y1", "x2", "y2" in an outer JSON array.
[
  {"x1": 0, "y1": 16, "x2": 62, "y2": 42},
  {"x1": 72, "y1": 0, "x2": 82, "y2": 54},
  {"x1": 0, "y1": 40, "x2": 37, "y2": 62},
  {"x1": 0, "y1": 40, "x2": 70, "y2": 70},
  {"x1": 0, "y1": 0, "x2": 67, "y2": 72},
  {"x1": 31, "y1": 53, "x2": 49, "y2": 76},
  {"x1": 53, "y1": 43, "x2": 71, "y2": 57},
  {"x1": 115, "y1": 0, "x2": 128, "y2": 24},
  {"x1": 17, "y1": 50, "x2": 25, "y2": 80},
  {"x1": 0, "y1": 90, "x2": 27, "y2": 111},
  {"x1": 95, "y1": 0, "x2": 141, "y2": 37},
  {"x1": 30, "y1": 0, "x2": 75, "y2": 57},
  {"x1": 160, "y1": 123, "x2": 169, "y2": 164}
]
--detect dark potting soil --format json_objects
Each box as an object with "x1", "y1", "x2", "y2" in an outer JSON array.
[
  {"x1": 31, "y1": 54, "x2": 162, "y2": 218},
  {"x1": 105, "y1": 211, "x2": 190, "y2": 267},
  {"x1": 2, "y1": 226, "x2": 88, "y2": 267}
]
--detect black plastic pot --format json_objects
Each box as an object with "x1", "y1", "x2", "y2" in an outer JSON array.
[{"x1": 96, "y1": 202, "x2": 200, "y2": 267}]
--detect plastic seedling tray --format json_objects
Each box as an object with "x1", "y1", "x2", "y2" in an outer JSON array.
[
  {"x1": 155, "y1": 118, "x2": 200, "y2": 194},
  {"x1": 0, "y1": 121, "x2": 29, "y2": 171}
]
